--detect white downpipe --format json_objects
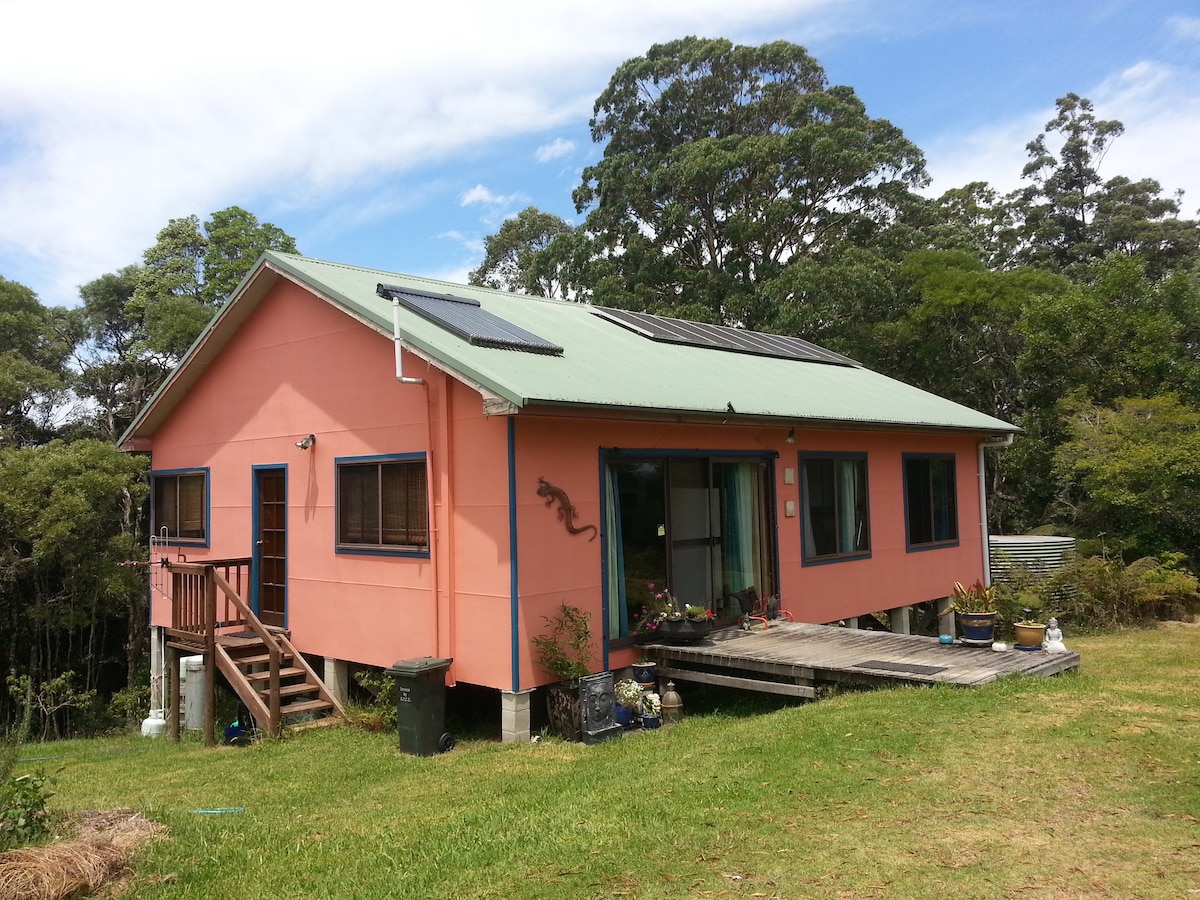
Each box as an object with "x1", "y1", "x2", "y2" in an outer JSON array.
[
  {"x1": 392, "y1": 298, "x2": 425, "y2": 385},
  {"x1": 978, "y1": 433, "x2": 1015, "y2": 585}
]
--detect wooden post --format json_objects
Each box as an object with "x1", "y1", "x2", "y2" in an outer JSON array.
[
  {"x1": 203, "y1": 566, "x2": 216, "y2": 747},
  {"x1": 167, "y1": 644, "x2": 180, "y2": 743},
  {"x1": 889, "y1": 605, "x2": 912, "y2": 635}
]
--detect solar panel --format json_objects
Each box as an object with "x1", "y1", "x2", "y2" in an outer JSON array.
[
  {"x1": 377, "y1": 285, "x2": 563, "y2": 356},
  {"x1": 590, "y1": 307, "x2": 857, "y2": 366}
]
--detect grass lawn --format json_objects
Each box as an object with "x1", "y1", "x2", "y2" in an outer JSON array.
[{"x1": 27, "y1": 624, "x2": 1200, "y2": 898}]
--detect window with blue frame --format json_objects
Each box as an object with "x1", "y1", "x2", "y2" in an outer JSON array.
[
  {"x1": 152, "y1": 470, "x2": 208, "y2": 543},
  {"x1": 800, "y1": 453, "x2": 870, "y2": 562},
  {"x1": 904, "y1": 454, "x2": 958, "y2": 548},
  {"x1": 603, "y1": 453, "x2": 776, "y2": 640},
  {"x1": 336, "y1": 455, "x2": 428, "y2": 552}
]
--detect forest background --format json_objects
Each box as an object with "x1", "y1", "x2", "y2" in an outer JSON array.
[{"x1": 2, "y1": 37, "x2": 1199, "y2": 739}]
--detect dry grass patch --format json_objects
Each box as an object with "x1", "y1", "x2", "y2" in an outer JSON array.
[{"x1": 0, "y1": 808, "x2": 166, "y2": 900}]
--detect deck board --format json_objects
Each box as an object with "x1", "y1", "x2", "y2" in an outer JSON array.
[{"x1": 643, "y1": 622, "x2": 1079, "y2": 694}]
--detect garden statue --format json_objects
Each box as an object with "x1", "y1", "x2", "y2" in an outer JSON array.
[{"x1": 1044, "y1": 618, "x2": 1067, "y2": 653}]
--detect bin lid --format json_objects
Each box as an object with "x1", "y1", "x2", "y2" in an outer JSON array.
[{"x1": 386, "y1": 657, "x2": 453, "y2": 676}]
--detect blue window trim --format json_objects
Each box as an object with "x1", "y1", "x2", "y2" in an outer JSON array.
[
  {"x1": 150, "y1": 466, "x2": 210, "y2": 548},
  {"x1": 902, "y1": 452, "x2": 960, "y2": 552},
  {"x1": 798, "y1": 451, "x2": 872, "y2": 567},
  {"x1": 251, "y1": 464, "x2": 287, "y2": 625},
  {"x1": 334, "y1": 452, "x2": 431, "y2": 558}
]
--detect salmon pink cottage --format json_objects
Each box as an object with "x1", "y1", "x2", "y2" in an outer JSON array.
[{"x1": 120, "y1": 252, "x2": 1019, "y2": 742}]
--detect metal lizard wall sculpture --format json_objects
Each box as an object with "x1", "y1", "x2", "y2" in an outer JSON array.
[{"x1": 536, "y1": 477, "x2": 598, "y2": 541}]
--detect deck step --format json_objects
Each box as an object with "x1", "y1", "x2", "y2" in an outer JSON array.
[
  {"x1": 234, "y1": 651, "x2": 294, "y2": 668},
  {"x1": 262, "y1": 682, "x2": 320, "y2": 699},
  {"x1": 245, "y1": 666, "x2": 307, "y2": 683},
  {"x1": 281, "y1": 698, "x2": 335, "y2": 717}
]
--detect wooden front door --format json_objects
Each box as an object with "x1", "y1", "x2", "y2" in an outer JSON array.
[{"x1": 254, "y1": 466, "x2": 287, "y2": 628}]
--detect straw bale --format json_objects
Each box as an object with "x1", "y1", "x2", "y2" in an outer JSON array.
[{"x1": 0, "y1": 808, "x2": 166, "y2": 900}]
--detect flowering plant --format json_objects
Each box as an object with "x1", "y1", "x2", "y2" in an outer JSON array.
[
  {"x1": 614, "y1": 678, "x2": 643, "y2": 709},
  {"x1": 635, "y1": 584, "x2": 714, "y2": 632},
  {"x1": 641, "y1": 692, "x2": 661, "y2": 716}
]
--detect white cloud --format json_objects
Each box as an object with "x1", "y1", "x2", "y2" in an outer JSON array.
[
  {"x1": 0, "y1": 0, "x2": 815, "y2": 305},
  {"x1": 1167, "y1": 16, "x2": 1200, "y2": 40},
  {"x1": 459, "y1": 185, "x2": 527, "y2": 208},
  {"x1": 535, "y1": 138, "x2": 576, "y2": 163}
]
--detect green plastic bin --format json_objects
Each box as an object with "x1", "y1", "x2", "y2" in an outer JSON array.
[{"x1": 385, "y1": 657, "x2": 455, "y2": 756}]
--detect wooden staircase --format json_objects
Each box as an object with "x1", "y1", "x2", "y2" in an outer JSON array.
[{"x1": 162, "y1": 560, "x2": 345, "y2": 744}]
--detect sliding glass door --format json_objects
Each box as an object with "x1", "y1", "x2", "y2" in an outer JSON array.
[{"x1": 604, "y1": 453, "x2": 776, "y2": 640}]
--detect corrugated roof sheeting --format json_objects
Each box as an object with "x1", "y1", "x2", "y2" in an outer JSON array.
[{"x1": 124, "y1": 252, "x2": 1021, "y2": 441}]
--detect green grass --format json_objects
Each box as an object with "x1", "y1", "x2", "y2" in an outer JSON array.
[{"x1": 26, "y1": 624, "x2": 1200, "y2": 898}]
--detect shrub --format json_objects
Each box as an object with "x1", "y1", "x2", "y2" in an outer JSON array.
[
  {"x1": 0, "y1": 769, "x2": 56, "y2": 850},
  {"x1": 1057, "y1": 553, "x2": 1200, "y2": 627}
]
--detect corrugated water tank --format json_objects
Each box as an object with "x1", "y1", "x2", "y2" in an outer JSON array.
[{"x1": 990, "y1": 535, "x2": 1077, "y2": 599}]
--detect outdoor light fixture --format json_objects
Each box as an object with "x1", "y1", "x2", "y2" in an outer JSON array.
[
  {"x1": 295, "y1": 434, "x2": 316, "y2": 450},
  {"x1": 785, "y1": 427, "x2": 796, "y2": 444}
]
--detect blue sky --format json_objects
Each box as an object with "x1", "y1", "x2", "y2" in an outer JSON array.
[{"x1": 2, "y1": 0, "x2": 1198, "y2": 309}]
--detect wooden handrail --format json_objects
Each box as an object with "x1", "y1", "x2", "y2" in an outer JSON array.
[{"x1": 211, "y1": 568, "x2": 282, "y2": 736}]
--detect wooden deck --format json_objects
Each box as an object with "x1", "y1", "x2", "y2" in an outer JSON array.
[{"x1": 644, "y1": 622, "x2": 1080, "y2": 699}]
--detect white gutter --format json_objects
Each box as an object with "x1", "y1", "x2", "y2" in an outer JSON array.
[
  {"x1": 392, "y1": 298, "x2": 425, "y2": 385},
  {"x1": 978, "y1": 433, "x2": 1015, "y2": 584}
]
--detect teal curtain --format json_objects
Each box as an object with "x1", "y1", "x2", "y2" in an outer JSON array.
[
  {"x1": 604, "y1": 466, "x2": 628, "y2": 638},
  {"x1": 721, "y1": 462, "x2": 759, "y2": 595}
]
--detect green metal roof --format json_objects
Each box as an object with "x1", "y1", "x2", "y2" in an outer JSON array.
[{"x1": 121, "y1": 251, "x2": 1019, "y2": 445}]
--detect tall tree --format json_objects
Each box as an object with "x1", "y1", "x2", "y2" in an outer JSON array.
[
  {"x1": 571, "y1": 37, "x2": 928, "y2": 326},
  {"x1": 129, "y1": 206, "x2": 297, "y2": 361},
  {"x1": 0, "y1": 277, "x2": 76, "y2": 446},
  {"x1": 468, "y1": 207, "x2": 577, "y2": 298},
  {"x1": 73, "y1": 265, "x2": 168, "y2": 442},
  {"x1": 1013, "y1": 93, "x2": 1198, "y2": 277}
]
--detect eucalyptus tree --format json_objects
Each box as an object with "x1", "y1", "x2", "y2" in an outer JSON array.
[
  {"x1": 468, "y1": 206, "x2": 578, "y2": 298},
  {"x1": 570, "y1": 36, "x2": 929, "y2": 326},
  {"x1": 0, "y1": 276, "x2": 76, "y2": 446},
  {"x1": 129, "y1": 206, "x2": 297, "y2": 362},
  {"x1": 1013, "y1": 93, "x2": 1198, "y2": 278}
]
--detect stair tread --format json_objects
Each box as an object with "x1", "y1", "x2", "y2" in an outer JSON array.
[
  {"x1": 281, "y1": 699, "x2": 335, "y2": 715},
  {"x1": 245, "y1": 667, "x2": 307, "y2": 682},
  {"x1": 261, "y1": 682, "x2": 319, "y2": 698},
  {"x1": 235, "y1": 652, "x2": 294, "y2": 667}
]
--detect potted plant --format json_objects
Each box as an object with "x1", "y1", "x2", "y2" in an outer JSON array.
[
  {"x1": 614, "y1": 678, "x2": 643, "y2": 727},
  {"x1": 631, "y1": 657, "x2": 657, "y2": 691},
  {"x1": 1013, "y1": 608, "x2": 1047, "y2": 651},
  {"x1": 640, "y1": 691, "x2": 662, "y2": 729},
  {"x1": 532, "y1": 603, "x2": 594, "y2": 741},
  {"x1": 635, "y1": 585, "x2": 714, "y2": 645},
  {"x1": 950, "y1": 580, "x2": 998, "y2": 646}
]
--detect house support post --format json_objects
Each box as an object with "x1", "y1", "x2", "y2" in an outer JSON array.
[
  {"x1": 937, "y1": 596, "x2": 955, "y2": 637},
  {"x1": 501, "y1": 689, "x2": 534, "y2": 743},
  {"x1": 889, "y1": 606, "x2": 912, "y2": 635},
  {"x1": 323, "y1": 657, "x2": 349, "y2": 705},
  {"x1": 167, "y1": 643, "x2": 181, "y2": 743}
]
